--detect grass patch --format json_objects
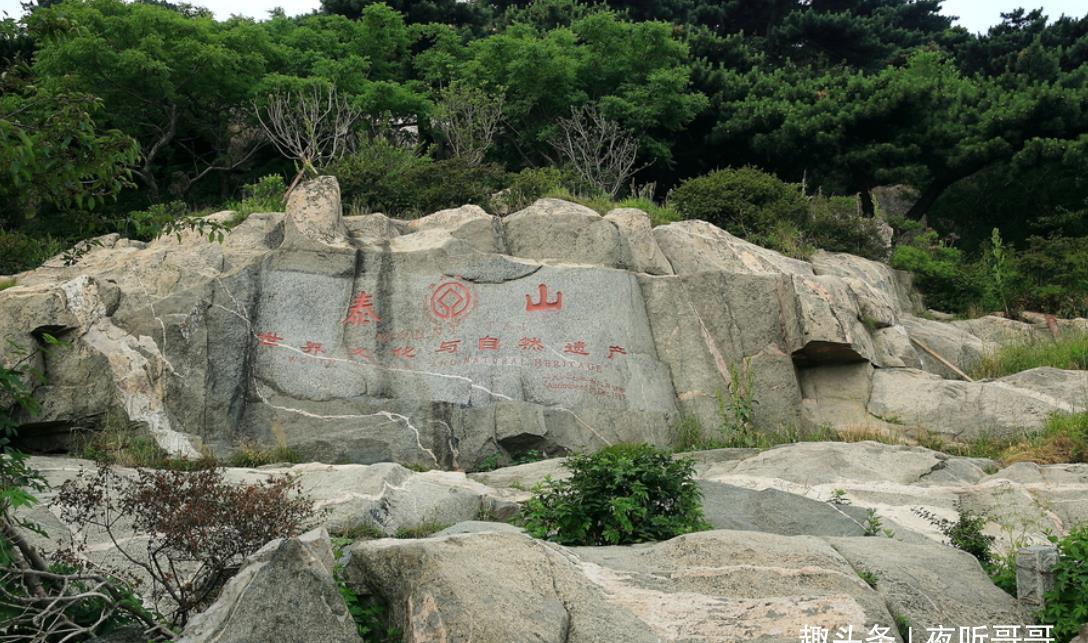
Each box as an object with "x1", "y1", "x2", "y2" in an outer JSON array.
[
  {"x1": 969, "y1": 330, "x2": 1088, "y2": 379},
  {"x1": 74, "y1": 415, "x2": 218, "y2": 470},
  {"x1": 999, "y1": 411, "x2": 1088, "y2": 464},
  {"x1": 333, "y1": 523, "x2": 386, "y2": 540},
  {"x1": 856, "y1": 567, "x2": 879, "y2": 588},
  {"x1": 227, "y1": 441, "x2": 303, "y2": 467},
  {"x1": 393, "y1": 521, "x2": 449, "y2": 539},
  {"x1": 673, "y1": 409, "x2": 1088, "y2": 467},
  {"x1": 916, "y1": 413, "x2": 1088, "y2": 465}
]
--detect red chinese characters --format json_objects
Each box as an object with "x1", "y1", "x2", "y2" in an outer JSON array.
[
  {"x1": 392, "y1": 346, "x2": 417, "y2": 360},
  {"x1": 525, "y1": 283, "x2": 562, "y2": 312},
  {"x1": 563, "y1": 341, "x2": 589, "y2": 356},
  {"x1": 342, "y1": 291, "x2": 380, "y2": 326},
  {"x1": 518, "y1": 337, "x2": 544, "y2": 351},
  {"x1": 607, "y1": 345, "x2": 627, "y2": 359},
  {"x1": 435, "y1": 340, "x2": 462, "y2": 354},
  {"x1": 478, "y1": 336, "x2": 500, "y2": 351},
  {"x1": 301, "y1": 341, "x2": 325, "y2": 355},
  {"x1": 350, "y1": 347, "x2": 373, "y2": 361},
  {"x1": 256, "y1": 332, "x2": 283, "y2": 347}
]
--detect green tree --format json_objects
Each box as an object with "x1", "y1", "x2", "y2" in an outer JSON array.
[
  {"x1": 28, "y1": 0, "x2": 270, "y2": 202},
  {"x1": 1, "y1": 18, "x2": 137, "y2": 230}
]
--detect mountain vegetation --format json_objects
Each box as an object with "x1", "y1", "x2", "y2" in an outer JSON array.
[{"x1": 2, "y1": 0, "x2": 1088, "y2": 315}]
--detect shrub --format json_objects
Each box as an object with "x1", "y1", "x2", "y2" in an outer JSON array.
[
  {"x1": 331, "y1": 142, "x2": 508, "y2": 217},
  {"x1": 400, "y1": 158, "x2": 508, "y2": 215},
  {"x1": 521, "y1": 443, "x2": 708, "y2": 546},
  {"x1": 121, "y1": 201, "x2": 189, "y2": 241},
  {"x1": 227, "y1": 174, "x2": 286, "y2": 223},
  {"x1": 54, "y1": 464, "x2": 317, "y2": 628},
  {"x1": 502, "y1": 166, "x2": 567, "y2": 212},
  {"x1": 0, "y1": 229, "x2": 64, "y2": 274},
  {"x1": 889, "y1": 228, "x2": 984, "y2": 313},
  {"x1": 670, "y1": 166, "x2": 809, "y2": 243},
  {"x1": 969, "y1": 331, "x2": 1088, "y2": 379},
  {"x1": 1038, "y1": 524, "x2": 1088, "y2": 642},
  {"x1": 1013, "y1": 235, "x2": 1088, "y2": 318},
  {"x1": 328, "y1": 137, "x2": 431, "y2": 215},
  {"x1": 939, "y1": 509, "x2": 994, "y2": 566},
  {"x1": 806, "y1": 194, "x2": 888, "y2": 260}
]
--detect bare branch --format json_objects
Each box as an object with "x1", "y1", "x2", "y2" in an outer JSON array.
[
  {"x1": 549, "y1": 104, "x2": 642, "y2": 199},
  {"x1": 253, "y1": 85, "x2": 360, "y2": 191}
]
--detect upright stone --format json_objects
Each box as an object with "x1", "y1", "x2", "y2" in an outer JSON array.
[
  {"x1": 283, "y1": 175, "x2": 351, "y2": 251},
  {"x1": 179, "y1": 528, "x2": 360, "y2": 643},
  {"x1": 1016, "y1": 544, "x2": 1058, "y2": 610}
]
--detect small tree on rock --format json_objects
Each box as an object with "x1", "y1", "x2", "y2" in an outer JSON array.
[{"x1": 254, "y1": 85, "x2": 360, "y2": 195}]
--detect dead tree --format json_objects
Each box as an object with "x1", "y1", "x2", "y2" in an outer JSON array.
[
  {"x1": 550, "y1": 104, "x2": 641, "y2": 198},
  {"x1": 253, "y1": 85, "x2": 360, "y2": 194},
  {"x1": 431, "y1": 83, "x2": 504, "y2": 166}
]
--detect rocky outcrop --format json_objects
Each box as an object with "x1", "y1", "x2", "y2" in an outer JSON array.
[
  {"x1": 343, "y1": 526, "x2": 1029, "y2": 642},
  {"x1": 18, "y1": 441, "x2": 1087, "y2": 638},
  {"x1": 179, "y1": 528, "x2": 360, "y2": 643},
  {"x1": 4, "y1": 176, "x2": 1088, "y2": 464},
  {"x1": 344, "y1": 529, "x2": 898, "y2": 642}
]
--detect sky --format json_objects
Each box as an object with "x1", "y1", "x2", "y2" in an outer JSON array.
[{"x1": 1, "y1": 0, "x2": 1087, "y2": 33}]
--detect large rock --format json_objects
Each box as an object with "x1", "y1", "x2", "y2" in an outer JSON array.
[
  {"x1": 699, "y1": 480, "x2": 866, "y2": 536},
  {"x1": 867, "y1": 368, "x2": 1085, "y2": 440},
  {"x1": 604, "y1": 208, "x2": 673, "y2": 275},
  {"x1": 223, "y1": 461, "x2": 517, "y2": 535},
  {"x1": 827, "y1": 537, "x2": 1025, "y2": 628},
  {"x1": 653, "y1": 219, "x2": 813, "y2": 277},
  {"x1": 345, "y1": 529, "x2": 897, "y2": 642},
  {"x1": 180, "y1": 528, "x2": 360, "y2": 643},
  {"x1": 282, "y1": 175, "x2": 351, "y2": 251},
  {"x1": 811, "y1": 250, "x2": 912, "y2": 322},
  {"x1": 6, "y1": 175, "x2": 1088, "y2": 465},
  {"x1": 503, "y1": 198, "x2": 623, "y2": 266},
  {"x1": 900, "y1": 314, "x2": 992, "y2": 378}
]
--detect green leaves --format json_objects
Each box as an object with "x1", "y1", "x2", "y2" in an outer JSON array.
[
  {"x1": 1039, "y1": 525, "x2": 1088, "y2": 642},
  {"x1": 522, "y1": 443, "x2": 709, "y2": 546}
]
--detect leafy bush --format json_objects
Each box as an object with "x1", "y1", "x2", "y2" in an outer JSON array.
[
  {"x1": 331, "y1": 141, "x2": 508, "y2": 217},
  {"x1": 670, "y1": 166, "x2": 809, "y2": 243},
  {"x1": 970, "y1": 331, "x2": 1088, "y2": 379},
  {"x1": 227, "y1": 174, "x2": 285, "y2": 222},
  {"x1": 1039, "y1": 524, "x2": 1088, "y2": 642},
  {"x1": 1001, "y1": 411, "x2": 1088, "y2": 465},
  {"x1": 328, "y1": 137, "x2": 432, "y2": 215},
  {"x1": 54, "y1": 465, "x2": 317, "y2": 628},
  {"x1": 0, "y1": 230, "x2": 64, "y2": 274},
  {"x1": 1012, "y1": 235, "x2": 1088, "y2": 318},
  {"x1": 501, "y1": 166, "x2": 567, "y2": 213},
  {"x1": 522, "y1": 443, "x2": 708, "y2": 546},
  {"x1": 400, "y1": 158, "x2": 508, "y2": 215},
  {"x1": 121, "y1": 201, "x2": 189, "y2": 241},
  {"x1": 939, "y1": 509, "x2": 994, "y2": 566},
  {"x1": 889, "y1": 228, "x2": 984, "y2": 313},
  {"x1": 806, "y1": 195, "x2": 888, "y2": 260}
]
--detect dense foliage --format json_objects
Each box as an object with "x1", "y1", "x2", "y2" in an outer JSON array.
[
  {"x1": 522, "y1": 443, "x2": 708, "y2": 546},
  {"x1": 2, "y1": 0, "x2": 1088, "y2": 316},
  {"x1": 1039, "y1": 524, "x2": 1088, "y2": 642}
]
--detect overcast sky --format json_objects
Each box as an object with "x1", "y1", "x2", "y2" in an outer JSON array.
[{"x1": 2, "y1": 0, "x2": 1086, "y2": 34}]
